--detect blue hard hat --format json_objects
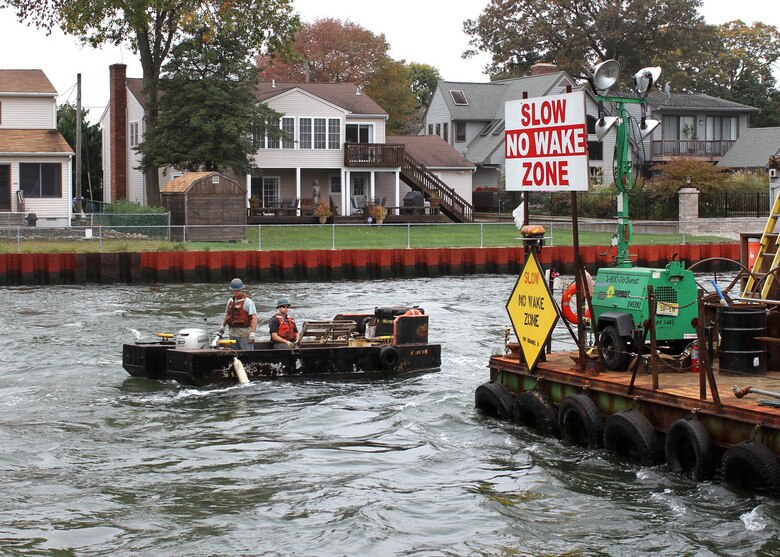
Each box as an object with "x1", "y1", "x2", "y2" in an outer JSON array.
[
  {"x1": 229, "y1": 278, "x2": 245, "y2": 290},
  {"x1": 276, "y1": 298, "x2": 291, "y2": 307}
]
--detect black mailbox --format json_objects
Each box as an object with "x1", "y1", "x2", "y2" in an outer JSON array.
[{"x1": 25, "y1": 213, "x2": 37, "y2": 227}]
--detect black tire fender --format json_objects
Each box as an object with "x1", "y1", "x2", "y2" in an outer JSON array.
[
  {"x1": 474, "y1": 381, "x2": 514, "y2": 420},
  {"x1": 512, "y1": 390, "x2": 559, "y2": 437},
  {"x1": 558, "y1": 393, "x2": 603, "y2": 448},
  {"x1": 665, "y1": 418, "x2": 716, "y2": 481},
  {"x1": 603, "y1": 410, "x2": 662, "y2": 465},
  {"x1": 377, "y1": 345, "x2": 400, "y2": 371},
  {"x1": 721, "y1": 440, "x2": 780, "y2": 491}
]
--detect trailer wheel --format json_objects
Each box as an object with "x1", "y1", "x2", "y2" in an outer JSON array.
[
  {"x1": 665, "y1": 418, "x2": 716, "y2": 481},
  {"x1": 600, "y1": 326, "x2": 629, "y2": 371},
  {"x1": 474, "y1": 381, "x2": 513, "y2": 420},
  {"x1": 513, "y1": 390, "x2": 559, "y2": 437},
  {"x1": 377, "y1": 346, "x2": 400, "y2": 371},
  {"x1": 721, "y1": 440, "x2": 780, "y2": 491},
  {"x1": 603, "y1": 410, "x2": 662, "y2": 465},
  {"x1": 558, "y1": 394, "x2": 603, "y2": 448}
]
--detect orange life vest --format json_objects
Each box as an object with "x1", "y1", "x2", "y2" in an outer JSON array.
[
  {"x1": 226, "y1": 297, "x2": 251, "y2": 327},
  {"x1": 274, "y1": 314, "x2": 297, "y2": 340}
]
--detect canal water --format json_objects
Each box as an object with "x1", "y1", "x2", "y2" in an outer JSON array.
[{"x1": 1, "y1": 276, "x2": 778, "y2": 556}]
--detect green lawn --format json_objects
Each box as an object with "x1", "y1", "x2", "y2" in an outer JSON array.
[{"x1": 0, "y1": 222, "x2": 733, "y2": 253}]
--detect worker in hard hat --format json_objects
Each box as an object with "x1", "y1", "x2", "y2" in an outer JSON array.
[{"x1": 219, "y1": 278, "x2": 258, "y2": 350}]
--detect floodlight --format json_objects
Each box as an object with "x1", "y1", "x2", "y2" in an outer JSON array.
[
  {"x1": 639, "y1": 117, "x2": 660, "y2": 139},
  {"x1": 591, "y1": 59, "x2": 620, "y2": 92},
  {"x1": 595, "y1": 117, "x2": 619, "y2": 141},
  {"x1": 633, "y1": 66, "x2": 661, "y2": 95}
]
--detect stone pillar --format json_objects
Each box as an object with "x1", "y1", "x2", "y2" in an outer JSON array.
[
  {"x1": 109, "y1": 64, "x2": 127, "y2": 202},
  {"x1": 678, "y1": 187, "x2": 699, "y2": 236}
]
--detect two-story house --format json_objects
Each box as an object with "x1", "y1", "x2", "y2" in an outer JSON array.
[
  {"x1": 102, "y1": 66, "x2": 474, "y2": 222},
  {"x1": 0, "y1": 69, "x2": 73, "y2": 226}
]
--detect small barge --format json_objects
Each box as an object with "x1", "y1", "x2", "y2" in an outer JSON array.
[{"x1": 124, "y1": 306, "x2": 440, "y2": 387}]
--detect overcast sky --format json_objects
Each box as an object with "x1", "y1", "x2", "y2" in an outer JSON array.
[{"x1": 0, "y1": 0, "x2": 777, "y2": 121}]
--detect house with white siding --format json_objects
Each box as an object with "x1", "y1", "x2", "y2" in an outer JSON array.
[
  {"x1": 0, "y1": 69, "x2": 73, "y2": 226},
  {"x1": 102, "y1": 68, "x2": 475, "y2": 222}
]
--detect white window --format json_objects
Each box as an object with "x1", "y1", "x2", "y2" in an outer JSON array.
[
  {"x1": 281, "y1": 117, "x2": 295, "y2": 148},
  {"x1": 129, "y1": 121, "x2": 139, "y2": 147},
  {"x1": 268, "y1": 117, "x2": 280, "y2": 149},
  {"x1": 346, "y1": 123, "x2": 373, "y2": 143},
  {"x1": 300, "y1": 118, "x2": 312, "y2": 149},
  {"x1": 262, "y1": 176, "x2": 280, "y2": 206},
  {"x1": 314, "y1": 118, "x2": 326, "y2": 149},
  {"x1": 328, "y1": 118, "x2": 340, "y2": 149},
  {"x1": 330, "y1": 174, "x2": 341, "y2": 194}
]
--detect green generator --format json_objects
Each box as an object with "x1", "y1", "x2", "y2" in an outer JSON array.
[{"x1": 591, "y1": 260, "x2": 699, "y2": 370}]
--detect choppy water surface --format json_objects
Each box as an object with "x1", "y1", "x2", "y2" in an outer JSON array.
[{"x1": 1, "y1": 276, "x2": 779, "y2": 556}]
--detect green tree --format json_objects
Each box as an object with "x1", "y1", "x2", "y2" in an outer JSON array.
[
  {"x1": 365, "y1": 59, "x2": 416, "y2": 134},
  {"x1": 687, "y1": 21, "x2": 780, "y2": 127},
  {"x1": 406, "y1": 62, "x2": 441, "y2": 112},
  {"x1": 139, "y1": 25, "x2": 284, "y2": 174},
  {"x1": 56, "y1": 103, "x2": 102, "y2": 206},
  {"x1": 5, "y1": 0, "x2": 299, "y2": 205},
  {"x1": 463, "y1": 0, "x2": 708, "y2": 85}
]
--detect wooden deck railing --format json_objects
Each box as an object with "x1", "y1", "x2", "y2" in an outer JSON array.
[{"x1": 344, "y1": 143, "x2": 405, "y2": 167}]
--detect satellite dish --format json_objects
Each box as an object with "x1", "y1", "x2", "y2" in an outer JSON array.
[
  {"x1": 595, "y1": 117, "x2": 620, "y2": 141},
  {"x1": 634, "y1": 66, "x2": 661, "y2": 95},
  {"x1": 639, "y1": 118, "x2": 660, "y2": 139},
  {"x1": 592, "y1": 59, "x2": 620, "y2": 92}
]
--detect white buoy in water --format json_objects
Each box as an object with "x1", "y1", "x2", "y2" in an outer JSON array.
[{"x1": 232, "y1": 357, "x2": 249, "y2": 384}]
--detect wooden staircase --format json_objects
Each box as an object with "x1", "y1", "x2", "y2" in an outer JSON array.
[
  {"x1": 743, "y1": 192, "x2": 780, "y2": 299},
  {"x1": 400, "y1": 152, "x2": 473, "y2": 223}
]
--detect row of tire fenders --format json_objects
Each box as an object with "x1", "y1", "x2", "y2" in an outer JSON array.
[{"x1": 475, "y1": 381, "x2": 780, "y2": 492}]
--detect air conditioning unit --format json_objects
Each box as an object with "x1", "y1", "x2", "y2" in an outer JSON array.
[{"x1": 770, "y1": 168, "x2": 778, "y2": 179}]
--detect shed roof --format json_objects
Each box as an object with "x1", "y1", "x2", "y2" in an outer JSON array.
[
  {"x1": 0, "y1": 129, "x2": 73, "y2": 154},
  {"x1": 0, "y1": 69, "x2": 57, "y2": 95},
  {"x1": 717, "y1": 127, "x2": 780, "y2": 169},
  {"x1": 387, "y1": 135, "x2": 474, "y2": 169},
  {"x1": 160, "y1": 171, "x2": 242, "y2": 193},
  {"x1": 255, "y1": 82, "x2": 387, "y2": 115}
]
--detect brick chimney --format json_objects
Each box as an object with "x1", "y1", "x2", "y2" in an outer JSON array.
[
  {"x1": 530, "y1": 63, "x2": 559, "y2": 76},
  {"x1": 109, "y1": 64, "x2": 127, "y2": 201}
]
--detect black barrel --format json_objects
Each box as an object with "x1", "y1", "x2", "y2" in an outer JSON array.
[{"x1": 718, "y1": 304, "x2": 767, "y2": 375}]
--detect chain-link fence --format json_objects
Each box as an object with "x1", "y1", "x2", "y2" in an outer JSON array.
[{"x1": 0, "y1": 217, "x2": 734, "y2": 254}]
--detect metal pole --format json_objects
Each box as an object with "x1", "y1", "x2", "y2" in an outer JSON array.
[
  {"x1": 75, "y1": 73, "x2": 83, "y2": 214},
  {"x1": 332, "y1": 222, "x2": 336, "y2": 250},
  {"x1": 480, "y1": 222, "x2": 484, "y2": 248},
  {"x1": 407, "y1": 223, "x2": 411, "y2": 249},
  {"x1": 571, "y1": 192, "x2": 587, "y2": 371}
]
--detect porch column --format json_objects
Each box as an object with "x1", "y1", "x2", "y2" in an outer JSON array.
[
  {"x1": 295, "y1": 167, "x2": 301, "y2": 216},
  {"x1": 245, "y1": 173, "x2": 251, "y2": 207},
  {"x1": 395, "y1": 171, "x2": 400, "y2": 216},
  {"x1": 345, "y1": 169, "x2": 350, "y2": 216},
  {"x1": 370, "y1": 171, "x2": 376, "y2": 202}
]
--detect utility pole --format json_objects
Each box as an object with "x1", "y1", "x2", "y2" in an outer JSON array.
[{"x1": 75, "y1": 73, "x2": 83, "y2": 214}]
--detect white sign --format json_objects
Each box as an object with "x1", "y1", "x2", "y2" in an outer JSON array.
[{"x1": 504, "y1": 91, "x2": 589, "y2": 191}]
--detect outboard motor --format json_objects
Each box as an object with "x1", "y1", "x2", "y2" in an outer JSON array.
[{"x1": 176, "y1": 328, "x2": 209, "y2": 349}]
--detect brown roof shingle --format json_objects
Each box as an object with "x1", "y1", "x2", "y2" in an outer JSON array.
[
  {"x1": 387, "y1": 135, "x2": 475, "y2": 168},
  {"x1": 0, "y1": 70, "x2": 57, "y2": 95},
  {"x1": 0, "y1": 129, "x2": 73, "y2": 154},
  {"x1": 256, "y1": 82, "x2": 387, "y2": 116}
]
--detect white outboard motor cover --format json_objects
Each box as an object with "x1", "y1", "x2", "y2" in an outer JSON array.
[{"x1": 176, "y1": 328, "x2": 209, "y2": 349}]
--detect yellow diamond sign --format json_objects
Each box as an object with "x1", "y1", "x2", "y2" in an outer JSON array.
[{"x1": 505, "y1": 251, "x2": 559, "y2": 371}]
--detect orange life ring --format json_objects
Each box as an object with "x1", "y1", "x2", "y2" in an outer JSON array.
[
  {"x1": 404, "y1": 308, "x2": 423, "y2": 316},
  {"x1": 561, "y1": 282, "x2": 591, "y2": 325}
]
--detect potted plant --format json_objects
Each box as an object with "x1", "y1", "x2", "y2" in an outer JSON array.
[
  {"x1": 369, "y1": 204, "x2": 387, "y2": 225},
  {"x1": 428, "y1": 191, "x2": 441, "y2": 208},
  {"x1": 249, "y1": 196, "x2": 261, "y2": 209},
  {"x1": 314, "y1": 199, "x2": 332, "y2": 224}
]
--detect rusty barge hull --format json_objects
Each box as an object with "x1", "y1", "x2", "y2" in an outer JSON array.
[{"x1": 489, "y1": 351, "x2": 780, "y2": 455}]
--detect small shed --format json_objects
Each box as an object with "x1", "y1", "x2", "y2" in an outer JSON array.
[{"x1": 161, "y1": 172, "x2": 246, "y2": 241}]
